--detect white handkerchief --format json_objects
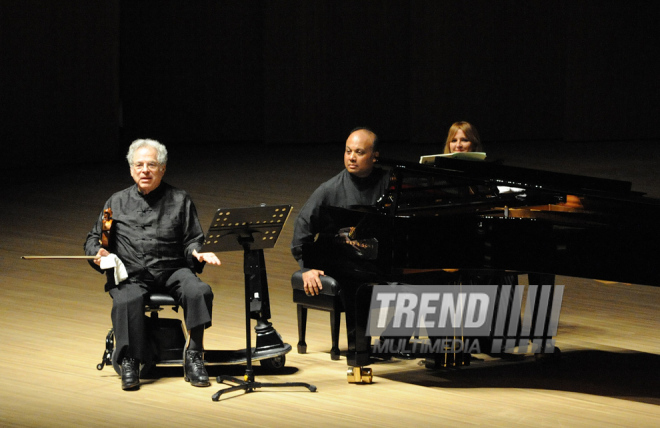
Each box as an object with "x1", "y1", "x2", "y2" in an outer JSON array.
[{"x1": 99, "y1": 254, "x2": 129, "y2": 285}]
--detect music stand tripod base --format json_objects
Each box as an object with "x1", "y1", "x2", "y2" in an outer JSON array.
[{"x1": 204, "y1": 344, "x2": 291, "y2": 366}]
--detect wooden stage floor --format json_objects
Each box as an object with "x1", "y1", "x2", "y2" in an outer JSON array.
[{"x1": 1, "y1": 141, "x2": 659, "y2": 427}]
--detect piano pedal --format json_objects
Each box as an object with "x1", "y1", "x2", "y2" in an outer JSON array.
[
  {"x1": 347, "y1": 366, "x2": 373, "y2": 383},
  {"x1": 423, "y1": 352, "x2": 471, "y2": 370}
]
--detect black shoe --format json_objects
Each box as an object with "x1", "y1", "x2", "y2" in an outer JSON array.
[
  {"x1": 183, "y1": 349, "x2": 210, "y2": 387},
  {"x1": 121, "y1": 357, "x2": 140, "y2": 390}
]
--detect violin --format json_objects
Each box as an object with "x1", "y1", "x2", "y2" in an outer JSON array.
[
  {"x1": 100, "y1": 208, "x2": 115, "y2": 250},
  {"x1": 22, "y1": 208, "x2": 114, "y2": 260}
]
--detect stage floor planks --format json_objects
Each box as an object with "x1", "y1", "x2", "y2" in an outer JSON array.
[{"x1": 1, "y1": 141, "x2": 659, "y2": 427}]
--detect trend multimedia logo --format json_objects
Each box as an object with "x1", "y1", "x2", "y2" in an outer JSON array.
[{"x1": 367, "y1": 284, "x2": 564, "y2": 354}]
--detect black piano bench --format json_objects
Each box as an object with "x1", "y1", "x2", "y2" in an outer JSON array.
[{"x1": 291, "y1": 271, "x2": 343, "y2": 360}]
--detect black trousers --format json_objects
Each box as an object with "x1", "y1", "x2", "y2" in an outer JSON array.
[{"x1": 109, "y1": 268, "x2": 213, "y2": 365}]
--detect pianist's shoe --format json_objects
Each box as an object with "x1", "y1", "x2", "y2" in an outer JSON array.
[
  {"x1": 121, "y1": 357, "x2": 140, "y2": 390},
  {"x1": 183, "y1": 349, "x2": 210, "y2": 387}
]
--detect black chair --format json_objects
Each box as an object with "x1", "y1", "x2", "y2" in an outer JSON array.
[
  {"x1": 291, "y1": 271, "x2": 343, "y2": 360},
  {"x1": 97, "y1": 293, "x2": 186, "y2": 374}
]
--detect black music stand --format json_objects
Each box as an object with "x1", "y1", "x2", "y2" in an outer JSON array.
[{"x1": 202, "y1": 205, "x2": 316, "y2": 401}]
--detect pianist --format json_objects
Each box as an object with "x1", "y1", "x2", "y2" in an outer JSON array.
[
  {"x1": 291, "y1": 127, "x2": 390, "y2": 296},
  {"x1": 443, "y1": 121, "x2": 484, "y2": 154},
  {"x1": 443, "y1": 122, "x2": 520, "y2": 355}
]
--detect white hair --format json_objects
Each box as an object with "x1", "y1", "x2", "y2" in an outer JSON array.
[{"x1": 126, "y1": 139, "x2": 168, "y2": 166}]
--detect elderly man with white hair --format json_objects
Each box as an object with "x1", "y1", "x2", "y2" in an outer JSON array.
[{"x1": 85, "y1": 139, "x2": 221, "y2": 390}]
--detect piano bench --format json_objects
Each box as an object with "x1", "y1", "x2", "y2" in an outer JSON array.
[{"x1": 291, "y1": 270, "x2": 343, "y2": 360}]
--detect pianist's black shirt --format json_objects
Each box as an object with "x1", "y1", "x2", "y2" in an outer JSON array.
[{"x1": 291, "y1": 167, "x2": 390, "y2": 271}]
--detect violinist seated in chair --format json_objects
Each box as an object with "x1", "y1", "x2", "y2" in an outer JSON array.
[{"x1": 84, "y1": 138, "x2": 221, "y2": 391}]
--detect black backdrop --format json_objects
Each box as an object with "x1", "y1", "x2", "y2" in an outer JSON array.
[{"x1": 2, "y1": 0, "x2": 658, "y2": 169}]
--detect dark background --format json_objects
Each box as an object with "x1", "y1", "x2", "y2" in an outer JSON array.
[{"x1": 2, "y1": 0, "x2": 658, "y2": 171}]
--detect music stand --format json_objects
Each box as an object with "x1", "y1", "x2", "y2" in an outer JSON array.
[{"x1": 201, "y1": 204, "x2": 316, "y2": 400}]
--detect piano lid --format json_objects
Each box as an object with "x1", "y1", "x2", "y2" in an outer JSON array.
[{"x1": 378, "y1": 156, "x2": 637, "y2": 200}]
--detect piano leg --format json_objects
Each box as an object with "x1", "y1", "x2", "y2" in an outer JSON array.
[
  {"x1": 528, "y1": 273, "x2": 553, "y2": 350},
  {"x1": 341, "y1": 282, "x2": 373, "y2": 368},
  {"x1": 526, "y1": 273, "x2": 562, "y2": 360},
  {"x1": 527, "y1": 273, "x2": 554, "y2": 286}
]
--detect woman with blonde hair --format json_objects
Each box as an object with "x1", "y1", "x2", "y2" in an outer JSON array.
[{"x1": 443, "y1": 121, "x2": 483, "y2": 154}]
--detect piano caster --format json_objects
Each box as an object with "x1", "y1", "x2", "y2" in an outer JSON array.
[
  {"x1": 347, "y1": 366, "x2": 373, "y2": 384},
  {"x1": 423, "y1": 358, "x2": 440, "y2": 370},
  {"x1": 534, "y1": 346, "x2": 561, "y2": 363}
]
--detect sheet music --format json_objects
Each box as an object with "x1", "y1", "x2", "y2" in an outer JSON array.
[{"x1": 419, "y1": 152, "x2": 487, "y2": 164}]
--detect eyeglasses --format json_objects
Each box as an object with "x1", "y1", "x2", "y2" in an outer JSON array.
[{"x1": 133, "y1": 162, "x2": 160, "y2": 171}]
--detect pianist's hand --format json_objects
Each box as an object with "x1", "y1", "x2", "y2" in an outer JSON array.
[{"x1": 302, "y1": 269, "x2": 324, "y2": 296}]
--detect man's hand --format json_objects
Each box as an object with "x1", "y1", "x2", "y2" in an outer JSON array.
[
  {"x1": 302, "y1": 269, "x2": 325, "y2": 296},
  {"x1": 93, "y1": 248, "x2": 110, "y2": 266},
  {"x1": 192, "y1": 249, "x2": 221, "y2": 266}
]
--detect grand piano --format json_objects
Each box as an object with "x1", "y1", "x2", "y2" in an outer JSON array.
[{"x1": 313, "y1": 155, "x2": 660, "y2": 374}]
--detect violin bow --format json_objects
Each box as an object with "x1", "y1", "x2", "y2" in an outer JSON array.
[
  {"x1": 23, "y1": 208, "x2": 113, "y2": 260},
  {"x1": 21, "y1": 255, "x2": 100, "y2": 260}
]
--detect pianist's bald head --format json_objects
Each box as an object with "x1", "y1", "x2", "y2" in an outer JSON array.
[
  {"x1": 345, "y1": 127, "x2": 379, "y2": 178},
  {"x1": 350, "y1": 127, "x2": 378, "y2": 152}
]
